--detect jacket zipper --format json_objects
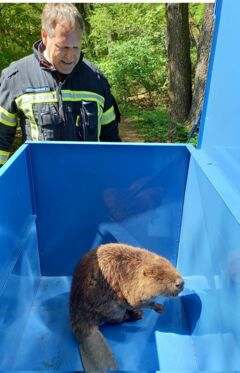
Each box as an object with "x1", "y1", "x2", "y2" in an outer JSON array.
[{"x1": 56, "y1": 81, "x2": 66, "y2": 126}]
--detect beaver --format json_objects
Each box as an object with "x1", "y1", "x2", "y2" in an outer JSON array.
[{"x1": 70, "y1": 243, "x2": 184, "y2": 371}]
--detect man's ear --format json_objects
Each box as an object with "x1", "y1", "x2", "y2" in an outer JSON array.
[{"x1": 41, "y1": 28, "x2": 47, "y2": 46}]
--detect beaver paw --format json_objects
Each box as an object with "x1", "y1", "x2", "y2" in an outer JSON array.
[
  {"x1": 123, "y1": 309, "x2": 144, "y2": 322},
  {"x1": 153, "y1": 303, "x2": 165, "y2": 313}
]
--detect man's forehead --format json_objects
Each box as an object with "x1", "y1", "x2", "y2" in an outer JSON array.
[{"x1": 51, "y1": 22, "x2": 82, "y2": 40}]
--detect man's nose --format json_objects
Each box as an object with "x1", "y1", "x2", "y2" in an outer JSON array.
[{"x1": 64, "y1": 48, "x2": 74, "y2": 61}]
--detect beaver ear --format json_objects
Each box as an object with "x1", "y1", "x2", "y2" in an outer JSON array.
[
  {"x1": 142, "y1": 264, "x2": 149, "y2": 276},
  {"x1": 143, "y1": 267, "x2": 148, "y2": 276},
  {"x1": 142, "y1": 264, "x2": 159, "y2": 277}
]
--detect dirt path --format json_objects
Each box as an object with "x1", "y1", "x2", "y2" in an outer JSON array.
[{"x1": 119, "y1": 117, "x2": 145, "y2": 143}]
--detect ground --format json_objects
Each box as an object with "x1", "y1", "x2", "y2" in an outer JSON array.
[{"x1": 119, "y1": 117, "x2": 144, "y2": 143}]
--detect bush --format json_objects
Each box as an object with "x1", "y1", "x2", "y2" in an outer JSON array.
[{"x1": 96, "y1": 36, "x2": 167, "y2": 103}]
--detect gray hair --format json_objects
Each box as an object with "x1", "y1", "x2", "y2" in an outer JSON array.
[{"x1": 41, "y1": 3, "x2": 85, "y2": 37}]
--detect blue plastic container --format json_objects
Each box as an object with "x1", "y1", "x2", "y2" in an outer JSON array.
[{"x1": 0, "y1": 0, "x2": 240, "y2": 370}]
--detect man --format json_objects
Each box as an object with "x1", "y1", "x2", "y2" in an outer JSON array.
[{"x1": 0, "y1": 3, "x2": 121, "y2": 166}]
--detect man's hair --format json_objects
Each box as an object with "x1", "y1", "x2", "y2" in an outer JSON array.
[{"x1": 41, "y1": 3, "x2": 85, "y2": 37}]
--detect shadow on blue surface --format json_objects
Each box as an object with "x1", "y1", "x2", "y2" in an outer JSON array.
[{"x1": 181, "y1": 293, "x2": 202, "y2": 334}]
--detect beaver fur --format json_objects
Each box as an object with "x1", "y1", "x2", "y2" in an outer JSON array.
[{"x1": 70, "y1": 243, "x2": 184, "y2": 370}]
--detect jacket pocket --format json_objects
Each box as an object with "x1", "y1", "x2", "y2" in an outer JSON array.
[
  {"x1": 77, "y1": 101, "x2": 99, "y2": 141},
  {"x1": 32, "y1": 103, "x2": 64, "y2": 140}
]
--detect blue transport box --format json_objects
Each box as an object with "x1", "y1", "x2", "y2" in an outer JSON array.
[{"x1": 0, "y1": 0, "x2": 240, "y2": 370}]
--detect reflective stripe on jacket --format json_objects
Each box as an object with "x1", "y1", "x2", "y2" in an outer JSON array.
[{"x1": 0, "y1": 40, "x2": 121, "y2": 163}]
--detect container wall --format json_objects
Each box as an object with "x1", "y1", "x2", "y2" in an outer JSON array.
[
  {"x1": 192, "y1": 0, "x2": 240, "y2": 365},
  {"x1": 27, "y1": 142, "x2": 189, "y2": 275},
  {"x1": 1, "y1": 141, "x2": 239, "y2": 370},
  {"x1": 0, "y1": 142, "x2": 190, "y2": 370},
  {"x1": 0, "y1": 147, "x2": 41, "y2": 369},
  {"x1": 178, "y1": 151, "x2": 240, "y2": 370},
  {"x1": 199, "y1": 0, "x2": 240, "y2": 193}
]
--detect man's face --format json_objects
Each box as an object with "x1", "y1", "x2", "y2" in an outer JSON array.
[{"x1": 42, "y1": 23, "x2": 82, "y2": 74}]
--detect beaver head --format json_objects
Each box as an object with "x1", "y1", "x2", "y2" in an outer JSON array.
[
  {"x1": 142, "y1": 256, "x2": 184, "y2": 297},
  {"x1": 96, "y1": 243, "x2": 184, "y2": 308},
  {"x1": 125, "y1": 254, "x2": 184, "y2": 307}
]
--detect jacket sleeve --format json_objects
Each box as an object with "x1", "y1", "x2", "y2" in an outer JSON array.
[
  {"x1": 0, "y1": 68, "x2": 18, "y2": 165},
  {"x1": 99, "y1": 78, "x2": 121, "y2": 142}
]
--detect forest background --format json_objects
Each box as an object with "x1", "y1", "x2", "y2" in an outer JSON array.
[{"x1": 0, "y1": 3, "x2": 214, "y2": 147}]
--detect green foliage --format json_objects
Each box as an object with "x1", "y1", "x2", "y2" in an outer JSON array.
[
  {"x1": 188, "y1": 132, "x2": 199, "y2": 147},
  {"x1": 85, "y1": 3, "x2": 166, "y2": 55},
  {"x1": 121, "y1": 103, "x2": 188, "y2": 143},
  {"x1": 97, "y1": 37, "x2": 167, "y2": 102},
  {"x1": 190, "y1": 3, "x2": 205, "y2": 25},
  {"x1": 83, "y1": 4, "x2": 168, "y2": 103},
  {"x1": 0, "y1": 3, "x2": 43, "y2": 72},
  {"x1": 189, "y1": 4, "x2": 205, "y2": 67}
]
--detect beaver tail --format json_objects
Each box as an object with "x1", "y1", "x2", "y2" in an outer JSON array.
[
  {"x1": 79, "y1": 326, "x2": 118, "y2": 371},
  {"x1": 71, "y1": 312, "x2": 118, "y2": 371}
]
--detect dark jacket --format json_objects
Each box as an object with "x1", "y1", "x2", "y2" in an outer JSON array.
[{"x1": 0, "y1": 41, "x2": 121, "y2": 165}]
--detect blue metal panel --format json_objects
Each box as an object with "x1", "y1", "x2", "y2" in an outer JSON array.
[
  {"x1": 0, "y1": 217, "x2": 41, "y2": 369},
  {"x1": 0, "y1": 147, "x2": 41, "y2": 369},
  {"x1": 27, "y1": 142, "x2": 189, "y2": 275},
  {"x1": 199, "y1": 0, "x2": 240, "y2": 192},
  {"x1": 178, "y1": 154, "x2": 240, "y2": 370},
  {"x1": 11, "y1": 276, "x2": 81, "y2": 370},
  {"x1": 0, "y1": 146, "x2": 33, "y2": 279},
  {"x1": 6, "y1": 275, "x2": 189, "y2": 371},
  {"x1": 0, "y1": 140, "x2": 239, "y2": 369},
  {"x1": 155, "y1": 333, "x2": 198, "y2": 370},
  {"x1": 0, "y1": 142, "x2": 190, "y2": 370}
]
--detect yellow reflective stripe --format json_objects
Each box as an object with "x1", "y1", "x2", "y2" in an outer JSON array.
[
  {"x1": 97, "y1": 103, "x2": 103, "y2": 141},
  {"x1": 0, "y1": 107, "x2": 17, "y2": 127},
  {"x1": 15, "y1": 93, "x2": 50, "y2": 140},
  {"x1": 0, "y1": 107, "x2": 15, "y2": 119},
  {"x1": 29, "y1": 105, "x2": 39, "y2": 141},
  {"x1": 62, "y1": 90, "x2": 105, "y2": 107},
  {"x1": 101, "y1": 106, "x2": 116, "y2": 125},
  {"x1": 21, "y1": 104, "x2": 39, "y2": 141},
  {"x1": 0, "y1": 150, "x2": 10, "y2": 165},
  {"x1": 15, "y1": 90, "x2": 105, "y2": 140},
  {"x1": 16, "y1": 91, "x2": 105, "y2": 108},
  {"x1": 15, "y1": 92, "x2": 58, "y2": 108}
]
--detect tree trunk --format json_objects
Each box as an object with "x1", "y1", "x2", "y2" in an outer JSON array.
[
  {"x1": 166, "y1": 3, "x2": 192, "y2": 124},
  {"x1": 75, "y1": 4, "x2": 97, "y2": 58},
  {"x1": 75, "y1": 3, "x2": 92, "y2": 35},
  {"x1": 187, "y1": 3, "x2": 214, "y2": 130}
]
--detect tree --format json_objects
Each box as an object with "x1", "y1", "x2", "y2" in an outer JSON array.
[
  {"x1": 187, "y1": 3, "x2": 214, "y2": 130},
  {"x1": 166, "y1": 4, "x2": 192, "y2": 123},
  {"x1": 75, "y1": 4, "x2": 95, "y2": 55},
  {"x1": 0, "y1": 3, "x2": 42, "y2": 72},
  {"x1": 86, "y1": 4, "x2": 168, "y2": 102}
]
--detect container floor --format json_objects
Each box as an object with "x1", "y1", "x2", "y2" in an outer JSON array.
[{"x1": 10, "y1": 276, "x2": 238, "y2": 371}]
